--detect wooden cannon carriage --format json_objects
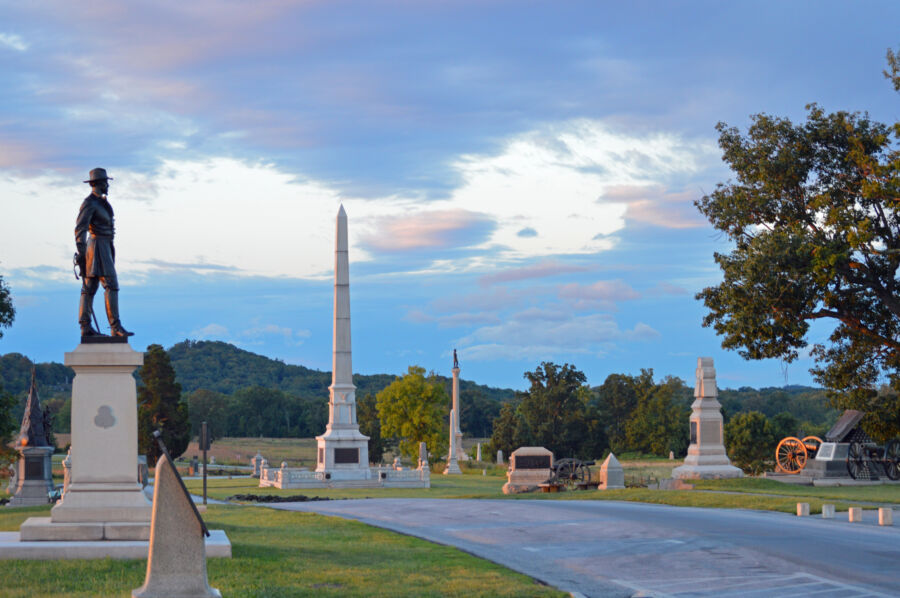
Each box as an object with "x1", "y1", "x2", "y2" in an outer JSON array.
[{"x1": 775, "y1": 410, "x2": 899, "y2": 480}]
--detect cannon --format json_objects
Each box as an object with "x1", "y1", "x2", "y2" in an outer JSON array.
[
  {"x1": 544, "y1": 458, "x2": 594, "y2": 490},
  {"x1": 774, "y1": 435, "x2": 823, "y2": 474}
]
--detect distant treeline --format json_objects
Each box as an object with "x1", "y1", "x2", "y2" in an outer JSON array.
[{"x1": 0, "y1": 343, "x2": 838, "y2": 448}]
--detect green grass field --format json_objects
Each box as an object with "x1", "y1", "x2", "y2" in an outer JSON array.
[{"x1": 0, "y1": 505, "x2": 564, "y2": 598}]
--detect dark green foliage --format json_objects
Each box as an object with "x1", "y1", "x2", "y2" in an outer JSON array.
[
  {"x1": 185, "y1": 389, "x2": 229, "y2": 441},
  {"x1": 593, "y1": 373, "x2": 641, "y2": 452},
  {"x1": 0, "y1": 274, "x2": 13, "y2": 340},
  {"x1": 625, "y1": 375, "x2": 691, "y2": 457},
  {"x1": 769, "y1": 411, "x2": 799, "y2": 441},
  {"x1": 138, "y1": 344, "x2": 190, "y2": 466},
  {"x1": 696, "y1": 61, "x2": 900, "y2": 441},
  {"x1": 487, "y1": 401, "x2": 521, "y2": 458},
  {"x1": 0, "y1": 353, "x2": 73, "y2": 431},
  {"x1": 0, "y1": 382, "x2": 18, "y2": 468},
  {"x1": 500, "y1": 362, "x2": 604, "y2": 460},
  {"x1": 358, "y1": 392, "x2": 388, "y2": 463},
  {"x1": 725, "y1": 411, "x2": 776, "y2": 475},
  {"x1": 717, "y1": 385, "x2": 837, "y2": 433},
  {"x1": 377, "y1": 366, "x2": 448, "y2": 460},
  {"x1": 459, "y1": 388, "x2": 501, "y2": 438}
]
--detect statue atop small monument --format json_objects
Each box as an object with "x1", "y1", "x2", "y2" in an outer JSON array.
[
  {"x1": 74, "y1": 168, "x2": 133, "y2": 339},
  {"x1": 453, "y1": 348, "x2": 459, "y2": 369}
]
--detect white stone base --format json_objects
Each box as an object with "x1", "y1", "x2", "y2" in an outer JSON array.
[
  {"x1": 260, "y1": 466, "x2": 430, "y2": 489},
  {"x1": 0, "y1": 530, "x2": 231, "y2": 560},
  {"x1": 672, "y1": 464, "x2": 744, "y2": 479},
  {"x1": 444, "y1": 459, "x2": 462, "y2": 475}
]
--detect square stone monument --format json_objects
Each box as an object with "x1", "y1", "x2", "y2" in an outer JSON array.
[
  {"x1": 672, "y1": 357, "x2": 743, "y2": 480},
  {"x1": 20, "y1": 341, "x2": 152, "y2": 541},
  {"x1": 502, "y1": 447, "x2": 553, "y2": 494}
]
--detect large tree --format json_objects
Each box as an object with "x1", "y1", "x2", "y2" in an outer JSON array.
[
  {"x1": 516, "y1": 362, "x2": 600, "y2": 459},
  {"x1": 0, "y1": 273, "x2": 13, "y2": 340},
  {"x1": 138, "y1": 344, "x2": 190, "y2": 465},
  {"x1": 696, "y1": 55, "x2": 900, "y2": 441},
  {"x1": 376, "y1": 366, "x2": 448, "y2": 461}
]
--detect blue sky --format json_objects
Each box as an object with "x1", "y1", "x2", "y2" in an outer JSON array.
[{"x1": 1, "y1": 1, "x2": 898, "y2": 391}]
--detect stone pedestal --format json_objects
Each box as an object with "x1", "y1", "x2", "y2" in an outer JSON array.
[
  {"x1": 444, "y1": 410, "x2": 462, "y2": 475},
  {"x1": 502, "y1": 447, "x2": 553, "y2": 494},
  {"x1": 21, "y1": 342, "x2": 151, "y2": 541},
  {"x1": 672, "y1": 357, "x2": 743, "y2": 480},
  {"x1": 9, "y1": 446, "x2": 54, "y2": 507}
]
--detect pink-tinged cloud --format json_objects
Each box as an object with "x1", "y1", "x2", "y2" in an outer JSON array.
[
  {"x1": 652, "y1": 281, "x2": 689, "y2": 296},
  {"x1": 478, "y1": 259, "x2": 594, "y2": 287},
  {"x1": 558, "y1": 280, "x2": 640, "y2": 302},
  {"x1": 361, "y1": 209, "x2": 494, "y2": 252},
  {"x1": 602, "y1": 184, "x2": 706, "y2": 229},
  {"x1": 431, "y1": 286, "x2": 535, "y2": 314},
  {"x1": 436, "y1": 312, "x2": 501, "y2": 328}
]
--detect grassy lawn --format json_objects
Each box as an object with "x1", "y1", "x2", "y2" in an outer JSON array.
[
  {"x1": 186, "y1": 470, "x2": 897, "y2": 515},
  {"x1": 691, "y1": 476, "x2": 900, "y2": 504},
  {"x1": 0, "y1": 505, "x2": 563, "y2": 598}
]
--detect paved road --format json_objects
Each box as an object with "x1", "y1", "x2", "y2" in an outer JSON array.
[{"x1": 270, "y1": 499, "x2": 900, "y2": 598}]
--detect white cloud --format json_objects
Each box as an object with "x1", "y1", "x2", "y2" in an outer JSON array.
[
  {"x1": 456, "y1": 310, "x2": 660, "y2": 361},
  {"x1": 241, "y1": 324, "x2": 310, "y2": 345},
  {"x1": 0, "y1": 33, "x2": 27, "y2": 52},
  {"x1": 0, "y1": 119, "x2": 717, "y2": 285},
  {"x1": 190, "y1": 323, "x2": 229, "y2": 339}
]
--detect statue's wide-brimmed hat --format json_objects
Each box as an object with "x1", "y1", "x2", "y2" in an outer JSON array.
[{"x1": 83, "y1": 168, "x2": 113, "y2": 183}]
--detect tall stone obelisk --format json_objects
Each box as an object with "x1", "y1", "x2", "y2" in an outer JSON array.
[
  {"x1": 445, "y1": 350, "x2": 463, "y2": 474},
  {"x1": 316, "y1": 205, "x2": 370, "y2": 479}
]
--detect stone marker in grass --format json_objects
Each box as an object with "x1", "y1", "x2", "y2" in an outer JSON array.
[
  {"x1": 598, "y1": 453, "x2": 625, "y2": 490},
  {"x1": 133, "y1": 451, "x2": 220, "y2": 598}
]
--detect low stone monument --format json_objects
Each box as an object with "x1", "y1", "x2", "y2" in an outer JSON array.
[
  {"x1": 672, "y1": 357, "x2": 743, "y2": 480},
  {"x1": 9, "y1": 369, "x2": 55, "y2": 506},
  {"x1": 476, "y1": 442, "x2": 482, "y2": 462},
  {"x1": 250, "y1": 451, "x2": 264, "y2": 478},
  {"x1": 597, "y1": 453, "x2": 625, "y2": 490},
  {"x1": 502, "y1": 447, "x2": 553, "y2": 494},
  {"x1": 132, "y1": 433, "x2": 220, "y2": 598},
  {"x1": 497, "y1": 449, "x2": 504, "y2": 465}
]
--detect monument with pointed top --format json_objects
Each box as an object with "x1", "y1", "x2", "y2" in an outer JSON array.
[
  {"x1": 9, "y1": 368, "x2": 54, "y2": 506},
  {"x1": 315, "y1": 205, "x2": 371, "y2": 479},
  {"x1": 672, "y1": 357, "x2": 743, "y2": 479},
  {"x1": 444, "y1": 350, "x2": 463, "y2": 474}
]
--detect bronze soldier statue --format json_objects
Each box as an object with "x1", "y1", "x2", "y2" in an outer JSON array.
[{"x1": 75, "y1": 168, "x2": 133, "y2": 338}]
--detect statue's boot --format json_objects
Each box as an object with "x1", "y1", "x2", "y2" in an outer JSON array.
[
  {"x1": 78, "y1": 292, "x2": 102, "y2": 337},
  {"x1": 105, "y1": 289, "x2": 134, "y2": 337}
]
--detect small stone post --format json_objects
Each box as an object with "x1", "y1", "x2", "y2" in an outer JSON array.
[
  {"x1": 476, "y1": 442, "x2": 482, "y2": 462},
  {"x1": 132, "y1": 453, "x2": 220, "y2": 598},
  {"x1": 497, "y1": 449, "x2": 504, "y2": 465}
]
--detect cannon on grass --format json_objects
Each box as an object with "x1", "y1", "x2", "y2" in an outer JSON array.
[
  {"x1": 543, "y1": 458, "x2": 595, "y2": 491},
  {"x1": 775, "y1": 435, "x2": 824, "y2": 474}
]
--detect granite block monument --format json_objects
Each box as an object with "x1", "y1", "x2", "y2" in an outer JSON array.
[{"x1": 672, "y1": 357, "x2": 743, "y2": 480}]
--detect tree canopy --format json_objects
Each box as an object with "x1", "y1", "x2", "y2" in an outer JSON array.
[
  {"x1": 138, "y1": 344, "x2": 190, "y2": 465},
  {"x1": 0, "y1": 274, "x2": 13, "y2": 340},
  {"x1": 376, "y1": 365, "x2": 448, "y2": 461},
  {"x1": 696, "y1": 55, "x2": 900, "y2": 440}
]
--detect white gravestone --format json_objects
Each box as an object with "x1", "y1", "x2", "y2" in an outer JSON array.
[
  {"x1": 672, "y1": 357, "x2": 743, "y2": 480},
  {"x1": 497, "y1": 449, "x2": 504, "y2": 465}
]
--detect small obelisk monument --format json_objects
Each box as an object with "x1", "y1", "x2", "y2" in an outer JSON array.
[
  {"x1": 673, "y1": 357, "x2": 743, "y2": 479},
  {"x1": 444, "y1": 350, "x2": 463, "y2": 475},
  {"x1": 10, "y1": 368, "x2": 54, "y2": 506},
  {"x1": 316, "y1": 205, "x2": 370, "y2": 478}
]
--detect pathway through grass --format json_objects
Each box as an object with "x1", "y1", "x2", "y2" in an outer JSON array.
[{"x1": 0, "y1": 505, "x2": 563, "y2": 598}]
